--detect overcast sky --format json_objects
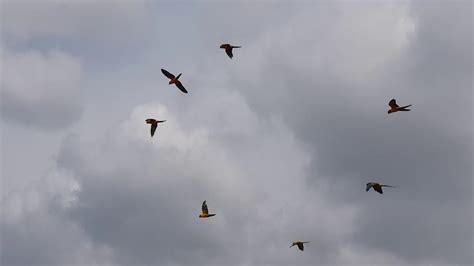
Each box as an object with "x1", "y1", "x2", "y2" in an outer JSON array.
[{"x1": 1, "y1": 1, "x2": 472, "y2": 265}]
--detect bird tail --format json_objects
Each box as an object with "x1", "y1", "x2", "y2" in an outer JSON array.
[
  {"x1": 157, "y1": 120, "x2": 166, "y2": 123},
  {"x1": 176, "y1": 73, "x2": 182, "y2": 80},
  {"x1": 400, "y1": 105, "x2": 412, "y2": 111},
  {"x1": 232, "y1": 46, "x2": 242, "y2": 48},
  {"x1": 382, "y1": 185, "x2": 395, "y2": 188},
  {"x1": 208, "y1": 214, "x2": 216, "y2": 217}
]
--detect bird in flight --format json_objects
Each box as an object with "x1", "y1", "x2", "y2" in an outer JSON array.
[
  {"x1": 161, "y1": 68, "x2": 188, "y2": 93},
  {"x1": 388, "y1": 99, "x2": 412, "y2": 114},
  {"x1": 290, "y1": 241, "x2": 309, "y2": 251},
  {"x1": 145, "y1": 119, "x2": 165, "y2": 137},
  {"x1": 366, "y1": 182, "x2": 395, "y2": 194},
  {"x1": 220, "y1": 43, "x2": 241, "y2": 59},
  {"x1": 199, "y1": 200, "x2": 216, "y2": 218}
]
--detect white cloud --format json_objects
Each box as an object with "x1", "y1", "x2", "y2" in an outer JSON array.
[{"x1": 37, "y1": 96, "x2": 373, "y2": 265}]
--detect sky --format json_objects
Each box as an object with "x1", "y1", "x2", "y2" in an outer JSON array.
[{"x1": 1, "y1": 0, "x2": 472, "y2": 265}]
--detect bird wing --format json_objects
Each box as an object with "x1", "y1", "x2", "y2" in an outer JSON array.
[
  {"x1": 175, "y1": 81, "x2": 188, "y2": 93},
  {"x1": 366, "y1": 183, "x2": 372, "y2": 191},
  {"x1": 225, "y1": 48, "x2": 233, "y2": 59},
  {"x1": 202, "y1": 201, "x2": 209, "y2": 215},
  {"x1": 389, "y1": 99, "x2": 399, "y2": 108},
  {"x1": 150, "y1": 123, "x2": 157, "y2": 137},
  {"x1": 297, "y1": 243, "x2": 304, "y2": 251},
  {"x1": 161, "y1": 69, "x2": 175, "y2": 80},
  {"x1": 373, "y1": 185, "x2": 383, "y2": 194}
]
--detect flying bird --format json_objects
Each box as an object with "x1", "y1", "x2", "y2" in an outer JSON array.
[
  {"x1": 199, "y1": 200, "x2": 216, "y2": 218},
  {"x1": 388, "y1": 99, "x2": 412, "y2": 114},
  {"x1": 161, "y1": 68, "x2": 188, "y2": 93},
  {"x1": 220, "y1": 43, "x2": 241, "y2": 59},
  {"x1": 145, "y1": 119, "x2": 166, "y2": 137},
  {"x1": 366, "y1": 182, "x2": 395, "y2": 194},
  {"x1": 290, "y1": 241, "x2": 309, "y2": 251}
]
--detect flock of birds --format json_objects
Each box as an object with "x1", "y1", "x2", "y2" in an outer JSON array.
[{"x1": 145, "y1": 43, "x2": 412, "y2": 252}]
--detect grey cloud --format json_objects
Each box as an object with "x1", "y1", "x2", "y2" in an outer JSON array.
[
  {"x1": 48, "y1": 99, "x2": 377, "y2": 265},
  {"x1": 226, "y1": 2, "x2": 472, "y2": 264},
  {"x1": 0, "y1": 170, "x2": 114, "y2": 265},
  {"x1": 1, "y1": 1, "x2": 471, "y2": 265},
  {"x1": 1, "y1": 48, "x2": 83, "y2": 129}
]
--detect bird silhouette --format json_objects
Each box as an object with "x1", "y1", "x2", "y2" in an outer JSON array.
[
  {"x1": 290, "y1": 241, "x2": 309, "y2": 251},
  {"x1": 220, "y1": 43, "x2": 241, "y2": 59},
  {"x1": 388, "y1": 99, "x2": 412, "y2": 114},
  {"x1": 366, "y1": 182, "x2": 395, "y2": 194},
  {"x1": 199, "y1": 200, "x2": 216, "y2": 218},
  {"x1": 145, "y1": 119, "x2": 165, "y2": 137},
  {"x1": 161, "y1": 68, "x2": 188, "y2": 93}
]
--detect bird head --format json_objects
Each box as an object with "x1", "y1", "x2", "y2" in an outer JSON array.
[{"x1": 366, "y1": 183, "x2": 372, "y2": 191}]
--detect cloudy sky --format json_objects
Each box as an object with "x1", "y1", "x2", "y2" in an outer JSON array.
[{"x1": 1, "y1": 1, "x2": 472, "y2": 265}]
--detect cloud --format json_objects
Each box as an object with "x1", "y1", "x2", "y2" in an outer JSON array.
[
  {"x1": 1, "y1": 1, "x2": 471, "y2": 265},
  {"x1": 1, "y1": 169, "x2": 114, "y2": 265},
  {"x1": 1, "y1": 48, "x2": 83, "y2": 129},
  {"x1": 224, "y1": 2, "x2": 472, "y2": 264},
  {"x1": 1, "y1": 1, "x2": 152, "y2": 46},
  {"x1": 2, "y1": 94, "x2": 405, "y2": 265},
  {"x1": 53, "y1": 99, "x2": 360, "y2": 265}
]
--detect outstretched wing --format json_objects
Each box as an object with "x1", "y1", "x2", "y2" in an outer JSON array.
[
  {"x1": 373, "y1": 185, "x2": 383, "y2": 194},
  {"x1": 161, "y1": 69, "x2": 175, "y2": 80},
  {"x1": 389, "y1": 99, "x2": 399, "y2": 108},
  {"x1": 175, "y1": 81, "x2": 188, "y2": 93},
  {"x1": 297, "y1": 243, "x2": 304, "y2": 251},
  {"x1": 225, "y1": 48, "x2": 233, "y2": 59},
  {"x1": 202, "y1": 201, "x2": 209, "y2": 215},
  {"x1": 366, "y1": 183, "x2": 371, "y2": 191},
  {"x1": 150, "y1": 123, "x2": 157, "y2": 137}
]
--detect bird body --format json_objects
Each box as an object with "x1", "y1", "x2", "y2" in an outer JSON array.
[
  {"x1": 199, "y1": 200, "x2": 216, "y2": 218},
  {"x1": 366, "y1": 182, "x2": 395, "y2": 194},
  {"x1": 220, "y1": 43, "x2": 241, "y2": 59},
  {"x1": 388, "y1": 99, "x2": 412, "y2": 114},
  {"x1": 290, "y1": 241, "x2": 309, "y2": 251},
  {"x1": 145, "y1": 119, "x2": 166, "y2": 137},
  {"x1": 161, "y1": 68, "x2": 188, "y2": 93}
]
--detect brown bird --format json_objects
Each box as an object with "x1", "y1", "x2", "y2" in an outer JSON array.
[
  {"x1": 220, "y1": 43, "x2": 241, "y2": 59},
  {"x1": 161, "y1": 68, "x2": 188, "y2": 93},
  {"x1": 290, "y1": 241, "x2": 309, "y2": 251},
  {"x1": 388, "y1": 99, "x2": 412, "y2": 114},
  {"x1": 199, "y1": 200, "x2": 216, "y2": 218},
  {"x1": 145, "y1": 119, "x2": 166, "y2": 137},
  {"x1": 366, "y1": 182, "x2": 395, "y2": 194}
]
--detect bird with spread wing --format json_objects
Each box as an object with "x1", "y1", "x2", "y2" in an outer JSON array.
[
  {"x1": 220, "y1": 44, "x2": 241, "y2": 59},
  {"x1": 199, "y1": 200, "x2": 216, "y2": 218},
  {"x1": 290, "y1": 241, "x2": 309, "y2": 251},
  {"x1": 145, "y1": 119, "x2": 165, "y2": 137},
  {"x1": 388, "y1": 99, "x2": 412, "y2": 114},
  {"x1": 366, "y1": 182, "x2": 395, "y2": 194},
  {"x1": 161, "y1": 68, "x2": 188, "y2": 93}
]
